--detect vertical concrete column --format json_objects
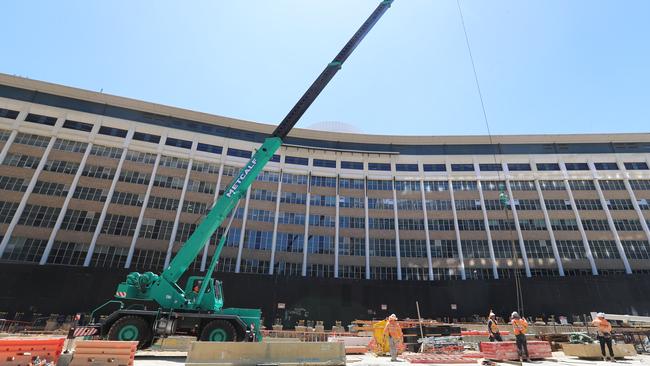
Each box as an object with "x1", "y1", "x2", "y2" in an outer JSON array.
[
  {"x1": 40, "y1": 128, "x2": 98, "y2": 264},
  {"x1": 234, "y1": 186, "x2": 252, "y2": 273},
  {"x1": 124, "y1": 135, "x2": 167, "y2": 268},
  {"x1": 476, "y1": 178, "x2": 499, "y2": 279},
  {"x1": 83, "y1": 128, "x2": 134, "y2": 266},
  {"x1": 0, "y1": 133, "x2": 58, "y2": 257},
  {"x1": 301, "y1": 170, "x2": 312, "y2": 277},
  {"x1": 418, "y1": 177, "x2": 434, "y2": 280},
  {"x1": 392, "y1": 178, "x2": 402, "y2": 280},
  {"x1": 533, "y1": 179, "x2": 565, "y2": 276},
  {"x1": 588, "y1": 161, "x2": 632, "y2": 274},
  {"x1": 364, "y1": 178, "x2": 371, "y2": 280},
  {"x1": 503, "y1": 169, "x2": 532, "y2": 277},
  {"x1": 269, "y1": 170, "x2": 283, "y2": 275},
  {"x1": 334, "y1": 174, "x2": 340, "y2": 278},
  {"x1": 448, "y1": 179, "x2": 466, "y2": 280},
  {"x1": 201, "y1": 162, "x2": 225, "y2": 272},
  {"x1": 163, "y1": 148, "x2": 196, "y2": 269},
  {"x1": 561, "y1": 162, "x2": 598, "y2": 275}
]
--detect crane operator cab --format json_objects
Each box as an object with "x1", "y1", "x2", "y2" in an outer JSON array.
[{"x1": 184, "y1": 276, "x2": 223, "y2": 309}]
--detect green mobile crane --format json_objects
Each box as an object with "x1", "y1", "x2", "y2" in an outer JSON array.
[{"x1": 89, "y1": 0, "x2": 394, "y2": 348}]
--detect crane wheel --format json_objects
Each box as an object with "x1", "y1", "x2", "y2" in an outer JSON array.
[
  {"x1": 107, "y1": 315, "x2": 153, "y2": 349},
  {"x1": 200, "y1": 319, "x2": 237, "y2": 342}
]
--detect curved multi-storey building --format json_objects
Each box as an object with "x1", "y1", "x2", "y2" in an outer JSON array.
[{"x1": 1, "y1": 73, "x2": 650, "y2": 322}]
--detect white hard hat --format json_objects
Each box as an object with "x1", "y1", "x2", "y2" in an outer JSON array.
[
  {"x1": 489, "y1": 312, "x2": 495, "y2": 317},
  {"x1": 511, "y1": 311, "x2": 520, "y2": 318},
  {"x1": 597, "y1": 312, "x2": 606, "y2": 318}
]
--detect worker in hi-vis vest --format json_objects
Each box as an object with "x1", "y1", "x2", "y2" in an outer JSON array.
[
  {"x1": 487, "y1": 311, "x2": 502, "y2": 342},
  {"x1": 592, "y1": 312, "x2": 615, "y2": 362},
  {"x1": 510, "y1": 312, "x2": 531, "y2": 362},
  {"x1": 383, "y1": 314, "x2": 403, "y2": 362}
]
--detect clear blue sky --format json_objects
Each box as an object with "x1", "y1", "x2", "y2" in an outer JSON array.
[{"x1": 3, "y1": 1, "x2": 649, "y2": 136}]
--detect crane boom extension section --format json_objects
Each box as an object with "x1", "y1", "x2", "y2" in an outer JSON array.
[{"x1": 101, "y1": 0, "x2": 394, "y2": 348}]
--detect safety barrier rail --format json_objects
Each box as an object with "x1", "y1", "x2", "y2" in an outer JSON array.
[
  {"x1": 0, "y1": 337, "x2": 65, "y2": 366},
  {"x1": 70, "y1": 340, "x2": 137, "y2": 366}
]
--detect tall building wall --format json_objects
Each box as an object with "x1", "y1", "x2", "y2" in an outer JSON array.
[{"x1": 1, "y1": 74, "x2": 650, "y2": 284}]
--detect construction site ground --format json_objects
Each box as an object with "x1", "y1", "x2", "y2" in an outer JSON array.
[{"x1": 132, "y1": 350, "x2": 650, "y2": 366}]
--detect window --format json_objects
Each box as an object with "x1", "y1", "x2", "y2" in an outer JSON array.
[
  {"x1": 159, "y1": 156, "x2": 189, "y2": 170},
  {"x1": 133, "y1": 132, "x2": 161, "y2": 144},
  {"x1": 311, "y1": 176, "x2": 336, "y2": 187},
  {"x1": 339, "y1": 196, "x2": 364, "y2": 208},
  {"x1": 101, "y1": 214, "x2": 139, "y2": 236},
  {"x1": 339, "y1": 216, "x2": 365, "y2": 229},
  {"x1": 275, "y1": 261, "x2": 302, "y2": 276},
  {"x1": 248, "y1": 209, "x2": 275, "y2": 223},
  {"x1": 622, "y1": 240, "x2": 650, "y2": 260},
  {"x1": 251, "y1": 189, "x2": 277, "y2": 202},
  {"x1": 243, "y1": 230, "x2": 274, "y2": 250},
  {"x1": 110, "y1": 191, "x2": 141, "y2": 206},
  {"x1": 33, "y1": 181, "x2": 68, "y2": 196},
  {"x1": 275, "y1": 232, "x2": 304, "y2": 252},
  {"x1": 479, "y1": 163, "x2": 502, "y2": 171},
  {"x1": 63, "y1": 120, "x2": 93, "y2": 132},
  {"x1": 18, "y1": 204, "x2": 61, "y2": 227},
  {"x1": 368, "y1": 217, "x2": 395, "y2": 230},
  {"x1": 395, "y1": 180, "x2": 421, "y2": 192},
  {"x1": 595, "y1": 162, "x2": 619, "y2": 170},
  {"x1": 630, "y1": 180, "x2": 650, "y2": 190},
  {"x1": 307, "y1": 264, "x2": 334, "y2": 278},
  {"x1": 53, "y1": 139, "x2": 87, "y2": 152},
  {"x1": 341, "y1": 161, "x2": 363, "y2": 170},
  {"x1": 508, "y1": 163, "x2": 531, "y2": 171},
  {"x1": 452, "y1": 181, "x2": 477, "y2": 191},
  {"x1": 1, "y1": 237, "x2": 47, "y2": 263},
  {"x1": 0, "y1": 177, "x2": 27, "y2": 192},
  {"x1": 569, "y1": 180, "x2": 595, "y2": 190},
  {"x1": 539, "y1": 180, "x2": 565, "y2": 191},
  {"x1": 310, "y1": 194, "x2": 336, "y2": 207},
  {"x1": 0, "y1": 201, "x2": 19, "y2": 223},
  {"x1": 451, "y1": 163, "x2": 474, "y2": 172},
  {"x1": 589, "y1": 240, "x2": 620, "y2": 259},
  {"x1": 139, "y1": 218, "x2": 175, "y2": 240},
  {"x1": 281, "y1": 173, "x2": 308, "y2": 185},
  {"x1": 402, "y1": 265, "x2": 429, "y2": 280},
  {"x1": 82, "y1": 165, "x2": 115, "y2": 180},
  {"x1": 614, "y1": 219, "x2": 643, "y2": 231},
  {"x1": 493, "y1": 240, "x2": 521, "y2": 259},
  {"x1": 0, "y1": 108, "x2": 20, "y2": 119},
  {"x1": 396, "y1": 163, "x2": 418, "y2": 172},
  {"x1": 25, "y1": 113, "x2": 57, "y2": 126},
  {"x1": 515, "y1": 199, "x2": 541, "y2": 210},
  {"x1": 98, "y1": 126, "x2": 128, "y2": 138},
  {"x1": 338, "y1": 237, "x2": 365, "y2": 256},
  {"x1": 368, "y1": 162, "x2": 391, "y2": 171},
  {"x1": 624, "y1": 162, "x2": 649, "y2": 170},
  {"x1": 285, "y1": 156, "x2": 308, "y2": 166},
  {"x1": 339, "y1": 178, "x2": 364, "y2": 189},
  {"x1": 147, "y1": 196, "x2": 179, "y2": 211},
  {"x1": 90, "y1": 145, "x2": 123, "y2": 159},
  {"x1": 461, "y1": 240, "x2": 490, "y2": 258},
  {"x1": 277, "y1": 212, "x2": 306, "y2": 226},
  {"x1": 454, "y1": 200, "x2": 481, "y2": 210},
  {"x1": 182, "y1": 201, "x2": 208, "y2": 215},
  {"x1": 14, "y1": 133, "x2": 50, "y2": 147},
  {"x1": 280, "y1": 191, "x2": 307, "y2": 205},
  {"x1": 130, "y1": 248, "x2": 166, "y2": 270},
  {"x1": 431, "y1": 239, "x2": 458, "y2": 258},
  {"x1": 369, "y1": 238, "x2": 396, "y2": 256},
  {"x1": 187, "y1": 180, "x2": 215, "y2": 194},
  {"x1": 565, "y1": 162, "x2": 589, "y2": 171},
  {"x1": 536, "y1": 163, "x2": 560, "y2": 171},
  {"x1": 574, "y1": 199, "x2": 602, "y2": 210},
  {"x1": 518, "y1": 219, "x2": 547, "y2": 230},
  {"x1": 60, "y1": 210, "x2": 100, "y2": 232},
  {"x1": 367, "y1": 180, "x2": 392, "y2": 191},
  {"x1": 47, "y1": 241, "x2": 89, "y2": 266},
  {"x1": 423, "y1": 181, "x2": 448, "y2": 192},
  {"x1": 191, "y1": 160, "x2": 220, "y2": 174},
  {"x1": 457, "y1": 220, "x2": 485, "y2": 231},
  {"x1": 307, "y1": 235, "x2": 335, "y2": 254},
  {"x1": 545, "y1": 199, "x2": 571, "y2": 210},
  {"x1": 339, "y1": 265, "x2": 365, "y2": 279},
  {"x1": 510, "y1": 181, "x2": 536, "y2": 191},
  {"x1": 483, "y1": 200, "x2": 506, "y2": 210},
  {"x1": 367, "y1": 198, "x2": 394, "y2": 210},
  {"x1": 119, "y1": 170, "x2": 150, "y2": 185},
  {"x1": 481, "y1": 180, "x2": 506, "y2": 191},
  {"x1": 488, "y1": 219, "x2": 516, "y2": 230},
  {"x1": 197, "y1": 142, "x2": 222, "y2": 154},
  {"x1": 398, "y1": 218, "x2": 425, "y2": 230},
  {"x1": 400, "y1": 239, "x2": 428, "y2": 257},
  {"x1": 227, "y1": 148, "x2": 251, "y2": 159},
  {"x1": 313, "y1": 158, "x2": 336, "y2": 168},
  {"x1": 43, "y1": 160, "x2": 79, "y2": 174},
  {"x1": 0, "y1": 129, "x2": 11, "y2": 142},
  {"x1": 426, "y1": 199, "x2": 452, "y2": 211},
  {"x1": 165, "y1": 137, "x2": 192, "y2": 149},
  {"x1": 90, "y1": 245, "x2": 128, "y2": 268},
  {"x1": 607, "y1": 199, "x2": 634, "y2": 210},
  {"x1": 153, "y1": 175, "x2": 185, "y2": 190},
  {"x1": 428, "y1": 219, "x2": 454, "y2": 231},
  {"x1": 256, "y1": 170, "x2": 280, "y2": 182},
  {"x1": 423, "y1": 164, "x2": 446, "y2": 172},
  {"x1": 175, "y1": 223, "x2": 198, "y2": 242},
  {"x1": 581, "y1": 219, "x2": 610, "y2": 231},
  {"x1": 551, "y1": 219, "x2": 578, "y2": 231},
  {"x1": 396, "y1": 199, "x2": 423, "y2": 210},
  {"x1": 370, "y1": 267, "x2": 397, "y2": 280},
  {"x1": 599, "y1": 180, "x2": 625, "y2": 190},
  {"x1": 3, "y1": 154, "x2": 40, "y2": 169},
  {"x1": 125, "y1": 150, "x2": 156, "y2": 164},
  {"x1": 556, "y1": 240, "x2": 585, "y2": 259}
]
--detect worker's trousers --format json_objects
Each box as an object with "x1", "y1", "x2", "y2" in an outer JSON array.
[
  {"x1": 489, "y1": 333, "x2": 503, "y2": 342},
  {"x1": 515, "y1": 334, "x2": 529, "y2": 359},
  {"x1": 598, "y1": 336, "x2": 614, "y2": 358},
  {"x1": 388, "y1": 337, "x2": 398, "y2": 361}
]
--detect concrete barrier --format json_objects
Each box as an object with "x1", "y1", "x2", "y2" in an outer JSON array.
[
  {"x1": 562, "y1": 343, "x2": 637, "y2": 359},
  {"x1": 186, "y1": 341, "x2": 345, "y2": 366}
]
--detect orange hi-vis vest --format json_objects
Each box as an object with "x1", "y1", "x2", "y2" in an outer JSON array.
[
  {"x1": 512, "y1": 318, "x2": 528, "y2": 335},
  {"x1": 488, "y1": 319, "x2": 500, "y2": 334},
  {"x1": 592, "y1": 318, "x2": 612, "y2": 336},
  {"x1": 384, "y1": 320, "x2": 403, "y2": 339}
]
